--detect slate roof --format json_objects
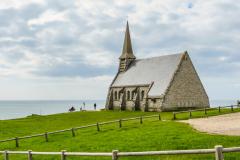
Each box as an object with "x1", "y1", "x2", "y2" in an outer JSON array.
[{"x1": 112, "y1": 53, "x2": 184, "y2": 97}]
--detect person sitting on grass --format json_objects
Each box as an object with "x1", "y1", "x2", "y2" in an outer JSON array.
[{"x1": 69, "y1": 106, "x2": 75, "y2": 112}]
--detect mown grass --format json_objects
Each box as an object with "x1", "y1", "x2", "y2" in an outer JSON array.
[
  {"x1": 0, "y1": 109, "x2": 240, "y2": 160},
  {"x1": 1, "y1": 108, "x2": 239, "y2": 139},
  {"x1": 0, "y1": 111, "x2": 156, "y2": 139}
]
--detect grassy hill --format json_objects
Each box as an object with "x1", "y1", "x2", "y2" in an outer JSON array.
[{"x1": 0, "y1": 110, "x2": 240, "y2": 160}]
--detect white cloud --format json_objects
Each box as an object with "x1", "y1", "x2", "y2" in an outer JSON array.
[
  {"x1": 0, "y1": 0, "x2": 239, "y2": 100},
  {"x1": 83, "y1": 51, "x2": 115, "y2": 67},
  {"x1": 28, "y1": 9, "x2": 68, "y2": 27},
  {"x1": 218, "y1": 56, "x2": 229, "y2": 62},
  {"x1": 35, "y1": 27, "x2": 59, "y2": 39},
  {"x1": 0, "y1": 0, "x2": 45, "y2": 10}
]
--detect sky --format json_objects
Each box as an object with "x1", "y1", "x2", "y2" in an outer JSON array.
[{"x1": 0, "y1": 0, "x2": 239, "y2": 100}]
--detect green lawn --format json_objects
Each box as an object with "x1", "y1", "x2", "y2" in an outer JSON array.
[
  {"x1": 1, "y1": 110, "x2": 240, "y2": 160},
  {"x1": 0, "y1": 111, "x2": 156, "y2": 139}
]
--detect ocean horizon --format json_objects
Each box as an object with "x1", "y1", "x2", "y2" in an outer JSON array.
[
  {"x1": 0, "y1": 99, "x2": 238, "y2": 120},
  {"x1": 0, "y1": 100, "x2": 106, "y2": 120}
]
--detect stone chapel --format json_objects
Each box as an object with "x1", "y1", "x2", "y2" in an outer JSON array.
[{"x1": 105, "y1": 22, "x2": 209, "y2": 111}]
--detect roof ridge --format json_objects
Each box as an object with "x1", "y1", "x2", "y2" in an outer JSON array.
[
  {"x1": 135, "y1": 52, "x2": 185, "y2": 61},
  {"x1": 112, "y1": 51, "x2": 186, "y2": 96}
]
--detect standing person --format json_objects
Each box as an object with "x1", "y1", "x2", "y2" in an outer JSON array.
[
  {"x1": 94, "y1": 103, "x2": 97, "y2": 110},
  {"x1": 83, "y1": 102, "x2": 85, "y2": 110}
]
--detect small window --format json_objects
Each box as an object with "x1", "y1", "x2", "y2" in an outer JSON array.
[
  {"x1": 141, "y1": 90, "x2": 145, "y2": 100},
  {"x1": 127, "y1": 91, "x2": 130, "y2": 100},
  {"x1": 114, "y1": 91, "x2": 117, "y2": 100},
  {"x1": 151, "y1": 98, "x2": 156, "y2": 103}
]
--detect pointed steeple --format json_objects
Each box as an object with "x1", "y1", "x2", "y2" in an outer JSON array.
[{"x1": 119, "y1": 21, "x2": 136, "y2": 59}]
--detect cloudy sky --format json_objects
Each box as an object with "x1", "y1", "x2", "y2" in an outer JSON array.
[{"x1": 0, "y1": 0, "x2": 239, "y2": 101}]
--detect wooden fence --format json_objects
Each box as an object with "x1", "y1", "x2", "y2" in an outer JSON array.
[
  {"x1": 1, "y1": 104, "x2": 240, "y2": 147},
  {"x1": 0, "y1": 114, "x2": 161, "y2": 148},
  {"x1": 173, "y1": 104, "x2": 239, "y2": 120},
  {"x1": 1, "y1": 145, "x2": 240, "y2": 160}
]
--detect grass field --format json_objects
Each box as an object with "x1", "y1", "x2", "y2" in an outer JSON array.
[{"x1": 1, "y1": 109, "x2": 240, "y2": 160}]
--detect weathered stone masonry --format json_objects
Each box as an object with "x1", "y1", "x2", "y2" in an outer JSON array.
[{"x1": 162, "y1": 54, "x2": 209, "y2": 111}]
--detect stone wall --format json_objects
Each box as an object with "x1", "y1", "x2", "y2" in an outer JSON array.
[
  {"x1": 147, "y1": 98, "x2": 163, "y2": 111},
  {"x1": 111, "y1": 86, "x2": 149, "y2": 111},
  {"x1": 112, "y1": 87, "x2": 122, "y2": 110},
  {"x1": 162, "y1": 54, "x2": 209, "y2": 111},
  {"x1": 139, "y1": 87, "x2": 149, "y2": 111},
  {"x1": 125, "y1": 87, "x2": 136, "y2": 110}
]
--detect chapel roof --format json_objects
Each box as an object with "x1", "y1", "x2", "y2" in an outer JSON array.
[{"x1": 112, "y1": 52, "x2": 186, "y2": 97}]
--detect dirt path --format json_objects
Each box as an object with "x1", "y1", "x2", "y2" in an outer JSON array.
[{"x1": 181, "y1": 112, "x2": 240, "y2": 136}]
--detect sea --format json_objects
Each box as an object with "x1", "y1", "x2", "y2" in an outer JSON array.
[
  {"x1": 0, "y1": 100, "x2": 105, "y2": 120},
  {"x1": 0, "y1": 99, "x2": 237, "y2": 120}
]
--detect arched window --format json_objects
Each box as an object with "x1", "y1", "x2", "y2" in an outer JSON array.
[
  {"x1": 114, "y1": 91, "x2": 117, "y2": 100},
  {"x1": 132, "y1": 91, "x2": 134, "y2": 100},
  {"x1": 127, "y1": 91, "x2": 130, "y2": 100},
  {"x1": 141, "y1": 90, "x2": 145, "y2": 100}
]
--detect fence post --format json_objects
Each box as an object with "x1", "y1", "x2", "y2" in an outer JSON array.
[
  {"x1": 112, "y1": 150, "x2": 118, "y2": 160},
  {"x1": 215, "y1": 145, "x2": 224, "y2": 160},
  {"x1": 28, "y1": 150, "x2": 32, "y2": 160},
  {"x1": 96, "y1": 123, "x2": 100, "y2": 131},
  {"x1": 44, "y1": 132, "x2": 48, "y2": 142},
  {"x1": 158, "y1": 114, "x2": 161, "y2": 121},
  {"x1": 4, "y1": 150, "x2": 8, "y2": 160},
  {"x1": 71, "y1": 128, "x2": 75, "y2": 137},
  {"x1": 231, "y1": 105, "x2": 233, "y2": 112},
  {"x1": 61, "y1": 150, "x2": 66, "y2": 160},
  {"x1": 189, "y1": 111, "x2": 192, "y2": 118},
  {"x1": 173, "y1": 112, "x2": 176, "y2": 120},
  {"x1": 119, "y1": 119, "x2": 122, "y2": 128},
  {"x1": 15, "y1": 137, "x2": 19, "y2": 147},
  {"x1": 140, "y1": 116, "x2": 143, "y2": 124},
  {"x1": 218, "y1": 106, "x2": 221, "y2": 113}
]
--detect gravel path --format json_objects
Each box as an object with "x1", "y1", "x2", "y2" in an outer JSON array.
[{"x1": 181, "y1": 112, "x2": 240, "y2": 136}]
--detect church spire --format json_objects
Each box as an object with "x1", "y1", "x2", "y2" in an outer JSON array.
[{"x1": 119, "y1": 21, "x2": 136, "y2": 59}]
